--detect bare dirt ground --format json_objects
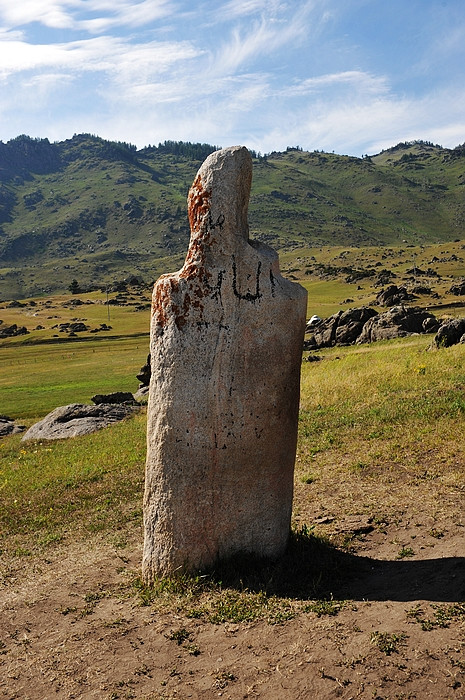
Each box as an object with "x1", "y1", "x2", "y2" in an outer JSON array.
[{"x1": 1, "y1": 486, "x2": 464, "y2": 700}]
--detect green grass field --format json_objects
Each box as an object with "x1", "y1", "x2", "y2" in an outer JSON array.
[
  {"x1": 1, "y1": 330, "x2": 464, "y2": 567},
  {"x1": 0, "y1": 336, "x2": 149, "y2": 420}
]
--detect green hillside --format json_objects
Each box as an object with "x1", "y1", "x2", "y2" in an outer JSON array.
[{"x1": 0, "y1": 135, "x2": 464, "y2": 299}]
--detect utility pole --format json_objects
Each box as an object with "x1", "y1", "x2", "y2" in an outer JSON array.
[{"x1": 106, "y1": 286, "x2": 110, "y2": 323}]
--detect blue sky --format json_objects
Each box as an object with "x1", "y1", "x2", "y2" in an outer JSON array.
[{"x1": 0, "y1": 0, "x2": 464, "y2": 156}]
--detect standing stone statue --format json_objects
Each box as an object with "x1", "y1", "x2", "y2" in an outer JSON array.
[{"x1": 143, "y1": 146, "x2": 307, "y2": 580}]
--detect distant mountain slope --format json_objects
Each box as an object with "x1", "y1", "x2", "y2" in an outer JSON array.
[{"x1": 0, "y1": 135, "x2": 464, "y2": 299}]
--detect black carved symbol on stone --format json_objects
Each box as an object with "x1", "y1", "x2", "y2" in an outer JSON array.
[
  {"x1": 232, "y1": 257, "x2": 262, "y2": 302},
  {"x1": 208, "y1": 213, "x2": 225, "y2": 231}
]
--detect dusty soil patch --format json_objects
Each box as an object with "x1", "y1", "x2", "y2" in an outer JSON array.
[{"x1": 1, "y1": 497, "x2": 464, "y2": 700}]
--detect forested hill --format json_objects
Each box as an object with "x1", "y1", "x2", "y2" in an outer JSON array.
[{"x1": 0, "y1": 134, "x2": 464, "y2": 299}]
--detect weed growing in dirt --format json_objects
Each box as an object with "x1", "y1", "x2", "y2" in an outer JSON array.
[
  {"x1": 304, "y1": 596, "x2": 345, "y2": 617},
  {"x1": 370, "y1": 631, "x2": 407, "y2": 655},
  {"x1": 213, "y1": 671, "x2": 236, "y2": 689},
  {"x1": 166, "y1": 627, "x2": 191, "y2": 645},
  {"x1": 407, "y1": 603, "x2": 465, "y2": 631}
]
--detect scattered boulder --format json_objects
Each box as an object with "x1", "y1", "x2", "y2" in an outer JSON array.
[
  {"x1": 335, "y1": 307, "x2": 379, "y2": 345},
  {"x1": 449, "y1": 280, "x2": 465, "y2": 296},
  {"x1": 89, "y1": 323, "x2": 112, "y2": 333},
  {"x1": 303, "y1": 354, "x2": 322, "y2": 363},
  {"x1": 22, "y1": 403, "x2": 140, "y2": 442},
  {"x1": 357, "y1": 306, "x2": 439, "y2": 344},
  {"x1": 374, "y1": 269, "x2": 396, "y2": 287},
  {"x1": 0, "y1": 415, "x2": 26, "y2": 437},
  {"x1": 305, "y1": 307, "x2": 378, "y2": 349},
  {"x1": 375, "y1": 285, "x2": 412, "y2": 307},
  {"x1": 52, "y1": 322, "x2": 89, "y2": 333},
  {"x1": 307, "y1": 310, "x2": 342, "y2": 348},
  {"x1": 91, "y1": 391, "x2": 137, "y2": 405},
  {"x1": 305, "y1": 305, "x2": 440, "y2": 349},
  {"x1": 434, "y1": 317, "x2": 465, "y2": 347},
  {"x1": 134, "y1": 386, "x2": 149, "y2": 402},
  {"x1": 411, "y1": 285, "x2": 432, "y2": 295},
  {"x1": 0, "y1": 323, "x2": 29, "y2": 338},
  {"x1": 406, "y1": 267, "x2": 427, "y2": 276}
]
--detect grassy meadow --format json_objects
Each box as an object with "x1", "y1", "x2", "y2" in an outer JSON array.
[
  {"x1": 1, "y1": 283, "x2": 464, "y2": 700},
  {"x1": 1, "y1": 254, "x2": 464, "y2": 618},
  {"x1": 1, "y1": 328, "x2": 464, "y2": 599},
  {"x1": 0, "y1": 336, "x2": 149, "y2": 420}
]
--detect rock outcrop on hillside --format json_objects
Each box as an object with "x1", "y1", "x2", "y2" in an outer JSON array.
[
  {"x1": 356, "y1": 306, "x2": 439, "y2": 344},
  {"x1": 374, "y1": 285, "x2": 413, "y2": 307},
  {"x1": 305, "y1": 305, "x2": 439, "y2": 349},
  {"x1": 0, "y1": 322, "x2": 29, "y2": 338},
  {"x1": 304, "y1": 307, "x2": 377, "y2": 349},
  {"x1": 449, "y1": 279, "x2": 465, "y2": 296}
]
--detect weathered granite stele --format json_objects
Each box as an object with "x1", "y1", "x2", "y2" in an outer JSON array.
[{"x1": 143, "y1": 146, "x2": 307, "y2": 580}]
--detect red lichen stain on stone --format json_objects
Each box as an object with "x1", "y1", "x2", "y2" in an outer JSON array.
[
  {"x1": 152, "y1": 276, "x2": 202, "y2": 330},
  {"x1": 152, "y1": 175, "x2": 213, "y2": 330},
  {"x1": 151, "y1": 277, "x2": 172, "y2": 327},
  {"x1": 188, "y1": 174, "x2": 211, "y2": 235},
  {"x1": 181, "y1": 174, "x2": 213, "y2": 282}
]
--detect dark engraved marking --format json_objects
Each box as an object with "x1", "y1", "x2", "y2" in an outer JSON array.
[
  {"x1": 232, "y1": 257, "x2": 262, "y2": 302},
  {"x1": 209, "y1": 269, "x2": 225, "y2": 303},
  {"x1": 199, "y1": 212, "x2": 225, "y2": 237},
  {"x1": 270, "y1": 269, "x2": 276, "y2": 297},
  {"x1": 208, "y1": 213, "x2": 225, "y2": 231}
]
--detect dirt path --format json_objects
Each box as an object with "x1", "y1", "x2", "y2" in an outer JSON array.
[{"x1": 1, "y1": 509, "x2": 464, "y2": 700}]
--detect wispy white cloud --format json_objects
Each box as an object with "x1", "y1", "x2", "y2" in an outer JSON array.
[
  {"x1": 0, "y1": 35, "x2": 201, "y2": 80},
  {"x1": 0, "y1": 0, "x2": 81, "y2": 30},
  {"x1": 80, "y1": 0, "x2": 176, "y2": 33},
  {"x1": 251, "y1": 84, "x2": 465, "y2": 156},
  {"x1": 211, "y1": 1, "x2": 325, "y2": 74},
  {"x1": 283, "y1": 71, "x2": 390, "y2": 98},
  {"x1": 0, "y1": 0, "x2": 175, "y2": 33},
  {"x1": 220, "y1": 0, "x2": 286, "y2": 21}
]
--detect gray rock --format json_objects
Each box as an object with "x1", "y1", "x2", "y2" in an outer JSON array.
[
  {"x1": 91, "y1": 391, "x2": 136, "y2": 405},
  {"x1": 134, "y1": 386, "x2": 149, "y2": 400},
  {"x1": 449, "y1": 280, "x2": 465, "y2": 296},
  {"x1": 22, "y1": 403, "x2": 139, "y2": 441},
  {"x1": 0, "y1": 415, "x2": 26, "y2": 437},
  {"x1": 375, "y1": 285, "x2": 411, "y2": 307},
  {"x1": 136, "y1": 355, "x2": 151, "y2": 387},
  {"x1": 143, "y1": 146, "x2": 307, "y2": 579},
  {"x1": 335, "y1": 307, "x2": 379, "y2": 345},
  {"x1": 305, "y1": 307, "x2": 378, "y2": 349},
  {"x1": 311, "y1": 310, "x2": 342, "y2": 348},
  {"x1": 434, "y1": 317, "x2": 465, "y2": 347},
  {"x1": 357, "y1": 305, "x2": 439, "y2": 344},
  {"x1": 0, "y1": 324, "x2": 29, "y2": 338}
]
